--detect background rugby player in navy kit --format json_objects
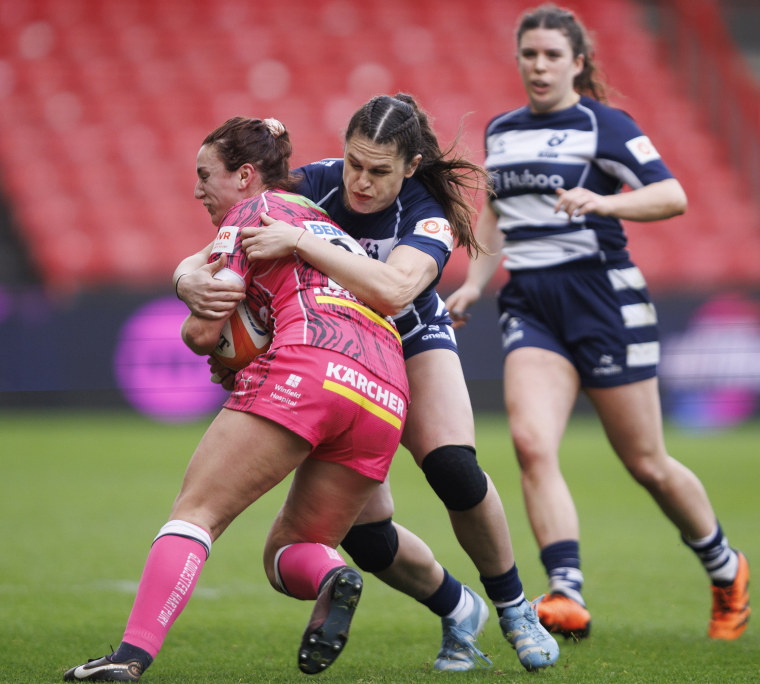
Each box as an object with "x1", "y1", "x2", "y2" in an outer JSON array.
[{"x1": 446, "y1": 3, "x2": 749, "y2": 642}]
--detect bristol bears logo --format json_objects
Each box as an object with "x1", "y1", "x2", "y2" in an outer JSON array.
[
  {"x1": 547, "y1": 131, "x2": 568, "y2": 147},
  {"x1": 363, "y1": 241, "x2": 380, "y2": 260}
]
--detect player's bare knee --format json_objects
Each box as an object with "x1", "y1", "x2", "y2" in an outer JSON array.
[
  {"x1": 421, "y1": 445, "x2": 488, "y2": 511},
  {"x1": 340, "y1": 518, "x2": 399, "y2": 572},
  {"x1": 625, "y1": 456, "x2": 668, "y2": 491},
  {"x1": 511, "y1": 431, "x2": 551, "y2": 473}
]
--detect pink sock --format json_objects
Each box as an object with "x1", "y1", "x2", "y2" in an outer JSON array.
[
  {"x1": 276, "y1": 543, "x2": 346, "y2": 599},
  {"x1": 121, "y1": 535, "x2": 207, "y2": 658}
]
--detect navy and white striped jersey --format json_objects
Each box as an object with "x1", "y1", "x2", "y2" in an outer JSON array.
[
  {"x1": 485, "y1": 96, "x2": 674, "y2": 270},
  {"x1": 293, "y1": 159, "x2": 454, "y2": 341}
]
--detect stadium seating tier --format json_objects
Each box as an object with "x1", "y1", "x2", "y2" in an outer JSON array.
[{"x1": 0, "y1": 0, "x2": 757, "y2": 293}]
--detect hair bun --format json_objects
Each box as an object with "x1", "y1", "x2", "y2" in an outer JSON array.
[{"x1": 263, "y1": 118, "x2": 286, "y2": 138}]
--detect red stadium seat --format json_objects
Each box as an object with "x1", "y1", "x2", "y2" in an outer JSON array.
[{"x1": 0, "y1": 0, "x2": 756, "y2": 293}]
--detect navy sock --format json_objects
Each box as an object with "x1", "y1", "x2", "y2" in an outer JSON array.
[
  {"x1": 540, "y1": 540, "x2": 584, "y2": 605},
  {"x1": 419, "y1": 568, "x2": 462, "y2": 617},
  {"x1": 682, "y1": 522, "x2": 737, "y2": 586},
  {"x1": 480, "y1": 563, "x2": 523, "y2": 615},
  {"x1": 540, "y1": 539, "x2": 581, "y2": 574},
  {"x1": 111, "y1": 642, "x2": 153, "y2": 670}
]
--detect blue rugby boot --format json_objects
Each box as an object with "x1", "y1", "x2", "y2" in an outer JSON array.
[
  {"x1": 434, "y1": 586, "x2": 492, "y2": 671},
  {"x1": 500, "y1": 596, "x2": 560, "y2": 670}
]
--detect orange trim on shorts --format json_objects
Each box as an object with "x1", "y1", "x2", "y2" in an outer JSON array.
[
  {"x1": 314, "y1": 295, "x2": 401, "y2": 343},
  {"x1": 322, "y1": 379, "x2": 403, "y2": 429}
]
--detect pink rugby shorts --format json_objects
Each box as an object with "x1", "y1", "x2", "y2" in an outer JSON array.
[{"x1": 224, "y1": 345, "x2": 408, "y2": 481}]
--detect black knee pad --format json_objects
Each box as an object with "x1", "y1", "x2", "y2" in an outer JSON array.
[
  {"x1": 421, "y1": 445, "x2": 488, "y2": 511},
  {"x1": 340, "y1": 518, "x2": 399, "y2": 573}
]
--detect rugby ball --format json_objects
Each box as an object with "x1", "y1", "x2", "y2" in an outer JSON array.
[{"x1": 212, "y1": 300, "x2": 271, "y2": 371}]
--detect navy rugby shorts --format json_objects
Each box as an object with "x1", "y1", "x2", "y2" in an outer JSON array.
[
  {"x1": 497, "y1": 259, "x2": 660, "y2": 388},
  {"x1": 400, "y1": 312, "x2": 459, "y2": 360}
]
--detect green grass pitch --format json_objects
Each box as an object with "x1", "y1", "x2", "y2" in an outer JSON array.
[{"x1": 1, "y1": 410, "x2": 757, "y2": 682}]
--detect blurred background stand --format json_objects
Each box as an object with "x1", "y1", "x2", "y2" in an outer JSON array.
[{"x1": 0, "y1": 0, "x2": 758, "y2": 425}]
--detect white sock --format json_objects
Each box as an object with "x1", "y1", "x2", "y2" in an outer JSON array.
[
  {"x1": 493, "y1": 592, "x2": 526, "y2": 613},
  {"x1": 446, "y1": 586, "x2": 473, "y2": 624}
]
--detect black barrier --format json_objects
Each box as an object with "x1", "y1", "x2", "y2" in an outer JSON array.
[{"x1": 1, "y1": 286, "x2": 759, "y2": 428}]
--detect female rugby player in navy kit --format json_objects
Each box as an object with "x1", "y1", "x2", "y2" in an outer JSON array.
[
  {"x1": 176, "y1": 94, "x2": 559, "y2": 671},
  {"x1": 445, "y1": 4, "x2": 749, "y2": 642}
]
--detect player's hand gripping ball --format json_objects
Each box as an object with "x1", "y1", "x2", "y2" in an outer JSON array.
[{"x1": 212, "y1": 300, "x2": 271, "y2": 371}]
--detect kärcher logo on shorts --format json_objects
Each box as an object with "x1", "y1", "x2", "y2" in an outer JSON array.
[{"x1": 322, "y1": 362, "x2": 405, "y2": 429}]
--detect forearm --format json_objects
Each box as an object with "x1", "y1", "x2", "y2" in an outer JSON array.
[
  {"x1": 608, "y1": 178, "x2": 687, "y2": 222},
  {"x1": 173, "y1": 244, "x2": 213, "y2": 293},
  {"x1": 181, "y1": 313, "x2": 225, "y2": 355},
  {"x1": 464, "y1": 205, "x2": 504, "y2": 294},
  {"x1": 295, "y1": 232, "x2": 435, "y2": 315}
]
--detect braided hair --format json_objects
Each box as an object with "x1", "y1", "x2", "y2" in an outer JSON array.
[{"x1": 345, "y1": 93, "x2": 488, "y2": 257}]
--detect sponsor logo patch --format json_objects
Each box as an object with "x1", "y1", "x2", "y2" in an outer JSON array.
[
  {"x1": 413, "y1": 218, "x2": 454, "y2": 250},
  {"x1": 285, "y1": 374, "x2": 302, "y2": 388},
  {"x1": 212, "y1": 225, "x2": 239, "y2": 254},
  {"x1": 492, "y1": 169, "x2": 565, "y2": 193},
  {"x1": 270, "y1": 381, "x2": 302, "y2": 407},
  {"x1": 502, "y1": 315, "x2": 524, "y2": 349},
  {"x1": 625, "y1": 135, "x2": 661, "y2": 164},
  {"x1": 592, "y1": 353, "x2": 623, "y2": 377},
  {"x1": 303, "y1": 221, "x2": 345, "y2": 238}
]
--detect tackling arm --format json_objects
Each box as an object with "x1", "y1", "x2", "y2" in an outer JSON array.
[
  {"x1": 243, "y1": 218, "x2": 438, "y2": 317},
  {"x1": 297, "y1": 233, "x2": 438, "y2": 316}
]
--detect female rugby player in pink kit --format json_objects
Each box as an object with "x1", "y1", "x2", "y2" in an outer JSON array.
[{"x1": 63, "y1": 117, "x2": 409, "y2": 681}]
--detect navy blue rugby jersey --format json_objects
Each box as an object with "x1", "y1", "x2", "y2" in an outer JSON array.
[
  {"x1": 293, "y1": 159, "x2": 454, "y2": 339},
  {"x1": 485, "y1": 95, "x2": 674, "y2": 270}
]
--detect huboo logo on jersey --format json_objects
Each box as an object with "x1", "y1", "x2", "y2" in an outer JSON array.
[
  {"x1": 212, "y1": 225, "x2": 239, "y2": 253},
  {"x1": 625, "y1": 135, "x2": 661, "y2": 164},
  {"x1": 494, "y1": 169, "x2": 565, "y2": 193},
  {"x1": 413, "y1": 218, "x2": 453, "y2": 250}
]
